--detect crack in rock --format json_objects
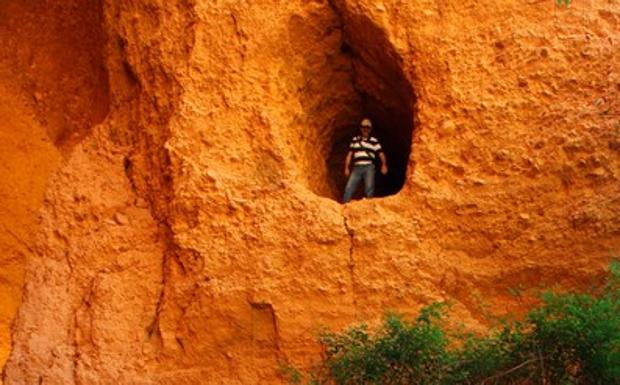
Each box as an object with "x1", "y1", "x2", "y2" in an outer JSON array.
[{"x1": 343, "y1": 212, "x2": 356, "y2": 306}]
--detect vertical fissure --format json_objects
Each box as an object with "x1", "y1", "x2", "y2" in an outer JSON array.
[
  {"x1": 342, "y1": 213, "x2": 357, "y2": 306},
  {"x1": 106, "y1": 0, "x2": 199, "y2": 355}
]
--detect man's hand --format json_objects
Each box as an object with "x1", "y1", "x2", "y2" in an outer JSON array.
[
  {"x1": 381, "y1": 164, "x2": 388, "y2": 175},
  {"x1": 344, "y1": 151, "x2": 353, "y2": 177},
  {"x1": 379, "y1": 152, "x2": 388, "y2": 175}
]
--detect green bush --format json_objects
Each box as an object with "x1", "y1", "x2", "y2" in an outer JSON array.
[{"x1": 282, "y1": 262, "x2": 620, "y2": 385}]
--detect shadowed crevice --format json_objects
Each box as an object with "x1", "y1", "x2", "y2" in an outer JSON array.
[{"x1": 317, "y1": 6, "x2": 416, "y2": 201}]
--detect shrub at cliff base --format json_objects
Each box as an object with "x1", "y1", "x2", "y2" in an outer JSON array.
[{"x1": 282, "y1": 262, "x2": 620, "y2": 385}]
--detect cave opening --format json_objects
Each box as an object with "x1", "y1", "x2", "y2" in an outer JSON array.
[
  {"x1": 326, "y1": 93, "x2": 414, "y2": 201},
  {"x1": 302, "y1": 12, "x2": 416, "y2": 202}
]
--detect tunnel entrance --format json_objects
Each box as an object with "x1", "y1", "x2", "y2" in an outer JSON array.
[
  {"x1": 297, "y1": 9, "x2": 416, "y2": 202},
  {"x1": 327, "y1": 94, "x2": 414, "y2": 201}
]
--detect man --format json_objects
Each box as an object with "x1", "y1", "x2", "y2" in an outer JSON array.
[{"x1": 342, "y1": 118, "x2": 388, "y2": 203}]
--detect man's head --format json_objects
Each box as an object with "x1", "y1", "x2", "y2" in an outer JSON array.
[{"x1": 360, "y1": 118, "x2": 372, "y2": 137}]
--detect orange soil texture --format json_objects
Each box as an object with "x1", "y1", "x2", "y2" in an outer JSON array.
[
  {"x1": 1, "y1": 0, "x2": 619, "y2": 384},
  {"x1": 0, "y1": 0, "x2": 109, "y2": 381}
]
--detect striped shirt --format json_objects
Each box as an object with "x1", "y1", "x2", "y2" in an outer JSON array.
[{"x1": 349, "y1": 135, "x2": 383, "y2": 166}]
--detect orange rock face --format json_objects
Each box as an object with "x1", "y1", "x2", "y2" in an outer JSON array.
[
  {"x1": 2, "y1": 0, "x2": 619, "y2": 384},
  {"x1": 0, "y1": 0, "x2": 108, "y2": 379}
]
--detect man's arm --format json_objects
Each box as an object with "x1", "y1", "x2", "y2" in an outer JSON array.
[
  {"x1": 379, "y1": 152, "x2": 388, "y2": 175},
  {"x1": 344, "y1": 151, "x2": 353, "y2": 176}
]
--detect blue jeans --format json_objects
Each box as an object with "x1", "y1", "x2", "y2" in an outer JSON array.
[{"x1": 342, "y1": 164, "x2": 375, "y2": 203}]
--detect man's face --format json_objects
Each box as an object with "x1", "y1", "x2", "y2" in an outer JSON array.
[{"x1": 360, "y1": 125, "x2": 371, "y2": 137}]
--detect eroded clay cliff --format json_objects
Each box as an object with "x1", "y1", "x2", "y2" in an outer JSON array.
[
  {"x1": 1, "y1": 0, "x2": 619, "y2": 384},
  {"x1": 0, "y1": 0, "x2": 108, "y2": 375}
]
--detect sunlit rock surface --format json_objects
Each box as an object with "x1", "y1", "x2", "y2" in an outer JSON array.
[{"x1": 1, "y1": 0, "x2": 619, "y2": 384}]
